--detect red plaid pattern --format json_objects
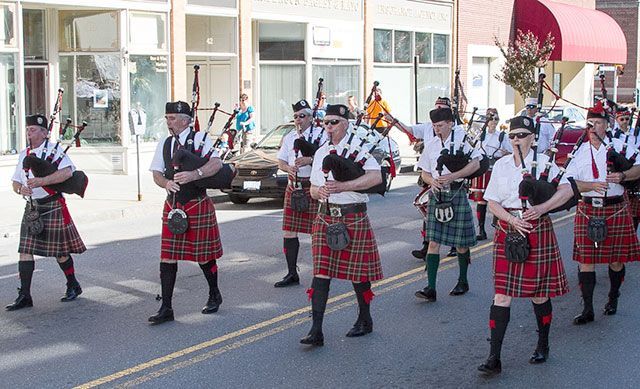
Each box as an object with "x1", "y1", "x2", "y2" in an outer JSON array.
[
  {"x1": 624, "y1": 191, "x2": 640, "y2": 218},
  {"x1": 282, "y1": 179, "x2": 319, "y2": 234},
  {"x1": 573, "y1": 201, "x2": 640, "y2": 264},
  {"x1": 493, "y1": 216, "x2": 569, "y2": 298},
  {"x1": 311, "y1": 211, "x2": 383, "y2": 282},
  {"x1": 469, "y1": 169, "x2": 492, "y2": 202},
  {"x1": 19, "y1": 199, "x2": 86, "y2": 257},
  {"x1": 161, "y1": 197, "x2": 223, "y2": 263}
]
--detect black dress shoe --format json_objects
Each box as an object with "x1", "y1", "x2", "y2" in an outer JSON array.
[
  {"x1": 5, "y1": 294, "x2": 33, "y2": 311},
  {"x1": 411, "y1": 249, "x2": 427, "y2": 260},
  {"x1": 478, "y1": 355, "x2": 502, "y2": 377},
  {"x1": 572, "y1": 311, "x2": 594, "y2": 325},
  {"x1": 476, "y1": 231, "x2": 488, "y2": 241},
  {"x1": 415, "y1": 286, "x2": 437, "y2": 302},
  {"x1": 446, "y1": 247, "x2": 457, "y2": 257},
  {"x1": 604, "y1": 294, "x2": 619, "y2": 316},
  {"x1": 274, "y1": 273, "x2": 300, "y2": 288},
  {"x1": 449, "y1": 280, "x2": 469, "y2": 296},
  {"x1": 202, "y1": 293, "x2": 222, "y2": 314},
  {"x1": 300, "y1": 331, "x2": 324, "y2": 346},
  {"x1": 345, "y1": 319, "x2": 373, "y2": 337},
  {"x1": 61, "y1": 284, "x2": 82, "y2": 302},
  {"x1": 148, "y1": 306, "x2": 175, "y2": 324},
  {"x1": 529, "y1": 347, "x2": 549, "y2": 364}
]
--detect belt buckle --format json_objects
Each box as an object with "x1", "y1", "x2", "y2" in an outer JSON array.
[
  {"x1": 592, "y1": 198, "x2": 604, "y2": 208},
  {"x1": 329, "y1": 205, "x2": 342, "y2": 217}
]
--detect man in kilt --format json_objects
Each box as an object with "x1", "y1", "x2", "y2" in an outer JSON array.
[
  {"x1": 301, "y1": 104, "x2": 383, "y2": 346},
  {"x1": 567, "y1": 104, "x2": 640, "y2": 325},
  {"x1": 469, "y1": 108, "x2": 511, "y2": 241},
  {"x1": 477, "y1": 116, "x2": 572, "y2": 377},
  {"x1": 414, "y1": 107, "x2": 480, "y2": 302},
  {"x1": 7, "y1": 114, "x2": 86, "y2": 311},
  {"x1": 613, "y1": 108, "x2": 640, "y2": 231},
  {"x1": 148, "y1": 101, "x2": 224, "y2": 324},
  {"x1": 274, "y1": 100, "x2": 327, "y2": 287}
]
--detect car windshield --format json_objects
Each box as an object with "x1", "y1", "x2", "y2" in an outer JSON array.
[
  {"x1": 255, "y1": 124, "x2": 295, "y2": 149},
  {"x1": 545, "y1": 109, "x2": 565, "y2": 122}
]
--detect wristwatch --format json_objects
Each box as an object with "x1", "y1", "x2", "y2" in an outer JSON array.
[{"x1": 196, "y1": 168, "x2": 204, "y2": 177}]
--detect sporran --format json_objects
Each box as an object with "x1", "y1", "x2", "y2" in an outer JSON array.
[
  {"x1": 587, "y1": 217, "x2": 607, "y2": 246},
  {"x1": 167, "y1": 208, "x2": 188, "y2": 235},
  {"x1": 434, "y1": 201, "x2": 454, "y2": 223},
  {"x1": 326, "y1": 222, "x2": 350, "y2": 251},
  {"x1": 504, "y1": 232, "x2": 530, "y2": 263},
  {"x1": 290, "y1": 188, "x2": 309, "y2": 212},
  {"x1": 25, "y1": 202, "x2": 44, "y2": 236}
]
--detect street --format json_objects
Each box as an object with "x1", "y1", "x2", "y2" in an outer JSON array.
[{"x1": 1, "y1": 175, "x2": 639, "y2": 388}]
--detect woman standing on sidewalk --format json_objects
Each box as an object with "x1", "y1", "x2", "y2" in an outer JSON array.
[{"x1": 235, "y1": 93, "x2": 256, "y2": 153}]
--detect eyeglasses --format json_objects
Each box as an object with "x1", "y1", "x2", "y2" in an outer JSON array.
[
  {"x1": 618, "y1": 117, "x2": 630, "y2": 122},
  {"x1": 323, "y1": 119, "x2": 342, "y2": 126},
  {"x1": 525, "y1": 105, "x2": 536, "y2": 109},
  {"x1": 293, "y1": 114, "x2": 307, "y2": 119},
  {"x1": 508, "y1": 132, "x2": 532, "y2": 139}
]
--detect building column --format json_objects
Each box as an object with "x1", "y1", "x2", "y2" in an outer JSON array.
[
  {"x1": 170, "y1": 0, "x2": 187, "y2": 100},
  {"x1": 238, "y1": 0, "x2": 253, "y2": 99},
  {"x1": 363, "y1": 0, "x2": 374, "y2": 98}
]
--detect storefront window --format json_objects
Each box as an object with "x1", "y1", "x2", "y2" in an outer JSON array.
[
  {"x1": 259, "y1": 22, "x2": 304, "y2": 61},
  {"x1": 60, "y1": 54, "x2": 121, "y2": 144},
  {"x1": 130, "y1": 13, "x2": 166, "y2": 51},
  {"x1": 59, "y1": 10, "x2": 119, "y2": 52},
  {"x1": 0, "y1": 52, "x2": 16, "y2": 154},
  {"x1": 23, "y1": 9, "x2": 46, "y2": 60},
  {"x1": 415, "y1": 32, "x2": 431, "y2": 64},
  {"x1": 417, "y1": 67, "x2": 449, "y2": 122},
  {"x1": 129, "y1": 55, "x2": 168, "y2": 141},
  {"x1": 433, "y1": 34, "x2": 449, "y2": 65},
  {"x1": 186, "y1": 15, "x2": 235, "y2": 53},
  {"x1": 1, "y1": 4, "x2": 15, "y2": 47},
  {"x1": 260, "y1": 64, "x2": 304, "y2": 132},
  {"x1": 374, "y1": 29, "x2": 392, "y2": 63},
  {"x1": 312, "y1": 65, "x2": 359, "y2": 105},
  {"x1": 394, "y1": 31, "x2": 411, "y2": 64}
]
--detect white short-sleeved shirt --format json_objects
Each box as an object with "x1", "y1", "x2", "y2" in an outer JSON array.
[
  {"x1": 476, "y1": 130, "x2": 512, "y2": 158},
  {"x1": 310, "y1": 127, "x2": 381, "y2": 204},
  {"x1": 409, "y1": 122, "x2": 464, "y2": 143},
  {"x1": 484, "y1": 151, "x2": 563, "y2": 209},
  {"x1": 531, "y1": 119, "x2": 556, "y2": 153},
  {"x1": 277, "y1": 125, "x2": 327, "y2": 178},
  {"x1": 12, "y1": 139, "x2": 76, "y2": 200},
  {"x1": 416, "y1": 126, "x2": 482, "y2": 179},
  {"x1": 149, "y1": 127, "x2": 219, "y2": 173},
  {"x1": 564, "y1": 137, "x2": 639, "y2": 197},
  {"x1": 613, "y1": 128, "x2": 640, "y2": 152}
]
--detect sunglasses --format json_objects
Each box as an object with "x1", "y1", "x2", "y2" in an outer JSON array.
[
  {"x1": 323, "y1": 119, "x2": 342, "y2": 126},
  {"x1": 293, "y1": 114, "x2": 307, "y2": 119},
  {"x1": 508, "y1": 132, "x2": 532, "y2": 139},
  {"x1": 618, "y1": 117, "x2": 630, "y2": 121},
  {"x1": 525, "y1": 105, "x2": 536, "y2": 109}
]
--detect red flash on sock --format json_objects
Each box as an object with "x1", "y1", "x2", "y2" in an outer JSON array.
[
  {"x1": 306, "y1": 288, "x2": 314, "y2": 301},
  {"x1": 421, "y1": 230, "x2": 426, "y2": 238},
  {"x1": 63, "y1": 267, "x2": 74, "y2": 276},
  {"x1": 283, "y1": 248, "x2": 287, "y2": 255},
  {"x1": 210, "y1": 263, "x2": 218, "y2": 273},
  {"x1": 363, "y1": 289, "x2": 375, "y2": 304},
  {"x1": 489, "y1": 319, "x2": 496, "y2": 329},
  {"x1": 542, "y1": 314, "x2": 553, "y2": 325}
]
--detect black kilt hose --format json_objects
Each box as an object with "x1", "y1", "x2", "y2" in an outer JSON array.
[
  {"x1": 424, "y1": 187, "x2": 477, "y2": 248},
  {"x1": 19, "y1": 197, "x2": 86, "y2": 257},
  {"x1": 311, "y1": 211, "x2": 383, "y2": 282},
  {"x1": 493, "y1": 217, "x2": 568, "y2": 298},
  {"x1": 573, "y1": 201, "x2": 640, "y2": 264},
  {"x1": 161, "y1": 197, "x2": 223, "y2": 263},
  {"x1": 282, "y1": 176, "x2": 319, "y2": 234}
]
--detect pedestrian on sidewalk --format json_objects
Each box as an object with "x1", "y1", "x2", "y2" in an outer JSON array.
[
  {"x1": 147, "y1": 101, "x2": 225, "y2": 324},
  {"x1": 235, "y1": 93, "x2": 255, "y2": 154},
  {"x1": 6, "y1": 114, "x2": 86, "y2": 311}
]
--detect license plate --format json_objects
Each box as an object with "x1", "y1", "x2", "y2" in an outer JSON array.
[{"x1": 243, "y1": 181, "x2": 261, "y2": 190}]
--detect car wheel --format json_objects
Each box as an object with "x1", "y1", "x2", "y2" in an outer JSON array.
[{"x1": 228, "y1": 194, "x2": 250, "y2": 204}]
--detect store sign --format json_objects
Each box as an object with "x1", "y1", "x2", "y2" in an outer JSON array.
[
  {"x1": 372, "y1": 0, "x2": 451, "y2": 31},
  {"x1": 311, "y1": 22, "x2": 362, "y2": 59},
  {"x1": 253, "y1": 0, "x2": 362, "y2": 21}
]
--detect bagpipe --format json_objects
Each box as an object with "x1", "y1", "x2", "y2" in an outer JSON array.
[
  {"x1": 293, "y1": 78, "x2": 326, "y2": 156},
  {"x1": 22, "y1": 88, "x2": 89, "y2": 198},
  {"x1": 312, "y1": 78, "x2": 326, "y2": 129}
]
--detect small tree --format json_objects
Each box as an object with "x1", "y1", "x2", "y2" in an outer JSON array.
[{"x1": 494, "y1": 30, "x2": 555, "y2": 98}]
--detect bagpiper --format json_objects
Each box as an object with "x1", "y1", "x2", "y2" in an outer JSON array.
[
  {"x1": 612, "y1": 107, "x2": 640, "y2": 231},
  {"x1": 523, "y1": 97, "x2": 556, "y2": 153}
]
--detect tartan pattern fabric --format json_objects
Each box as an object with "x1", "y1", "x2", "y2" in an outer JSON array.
[
  {"x1": 282, "y1": 179, "x2": 319, "y2": 234},
  {"x1": 19, "y1": 199, "x2": 86, "y2": 257},
  {"x1": 161, "y1": 197, "x2": 223, "y2": 262},
  {"x1": 311, "y1": 211, "x2": 383, "y2": 282},
  {"x1": 624, "y1": 191, "x2": 640, "y2": 218},
  {"x1": 573, "y1": 201, "x2": 640, "y2": 264},
  {"x1": 424, "y1": 188, "x2": 477, "y2": 248},
  {"x1": 493, "y1": 217, "x2": 569, "y2": 298},
  {"x1": 469, "y1": 169, "x2": 491, "y2": 202}
]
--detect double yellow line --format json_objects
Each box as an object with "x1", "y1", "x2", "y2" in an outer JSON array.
[{"x1": 76, "y1": 213, "x2": 575, "y2": 388}]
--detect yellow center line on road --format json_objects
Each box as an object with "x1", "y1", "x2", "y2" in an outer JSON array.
[{"x1": 75, "y1": 212, "x2": 576, "y2": 388}]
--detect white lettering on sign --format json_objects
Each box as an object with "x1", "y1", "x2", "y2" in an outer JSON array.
[
  {"x1": 376, "y1": 4, "x2": 449, "y2": 23},
  {"x1": 254, "y1": 0, "x2": 360, "y2": 12}
]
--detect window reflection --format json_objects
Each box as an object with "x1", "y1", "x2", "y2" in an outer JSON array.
[
  {"x1": 129, "y1": 55, "x2": 168, "y2": 141},
  {"x1": 0, "y1": 53, "x2": 16, "y2": 153},
  {"x1": 374, "y1": 29, "x2": 392, "y2": 63},
  {"x1": 59, "y1": 10, "x2": 119, "y2": 52}
]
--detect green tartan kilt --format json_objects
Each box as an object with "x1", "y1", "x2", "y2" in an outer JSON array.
[{"x1": 424, "y1": 187, "x2": 477, "y2": 248}]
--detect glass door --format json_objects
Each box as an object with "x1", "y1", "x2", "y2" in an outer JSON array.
[{"x1": 24, "y1": 65, "x2": 48, "y2": 115}]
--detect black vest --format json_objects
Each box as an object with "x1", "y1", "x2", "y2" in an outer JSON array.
[{"x1": 162, "y1": 131, "x2": 206, "y2": 204}]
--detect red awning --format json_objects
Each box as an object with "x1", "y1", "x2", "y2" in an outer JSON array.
[{"x1": 515, "y1": 0, "x2": 627, "y2": 64}]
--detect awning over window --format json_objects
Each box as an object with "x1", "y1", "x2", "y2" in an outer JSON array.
[{"x1": 515, "y1": 0, "x2": 627, "y2": 64}]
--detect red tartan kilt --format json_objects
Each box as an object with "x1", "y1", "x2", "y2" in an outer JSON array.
[
  {"x1": 282, "y1": 180, "x2": 319, "y2": 234},
  {"x1": 161, "y1": 197, "x2": 223, "y2": 262},
  {"x1": 624, "y1": 191, "x2": 640, "y2": 218},
  {"x1": 573, "y1": 201, "x2": 640, "y2": 264},
  {"x1": 311, "y1": 211, "x2": 383, "y2": 282},
  {"x1": 19, "y1": 198, "x2": 86, "y2": 257},
  {"x1": 493, "y1": 216, "x2": 568, "y2": 298},
  {"x1": 469, "y1": 169, "x2": 492, "y2": 202}
]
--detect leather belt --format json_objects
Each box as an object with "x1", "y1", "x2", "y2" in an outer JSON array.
[
  {"x1": 320, "y1": 202, "x2": 367, "y2": 217},
  {"x1": 289, "y1": 178, "x2": 311, "y2": 188},
  {"x1": 581, "y1": 196, "x2": 624, "y2": 207},
  {"x1": 34, "y1": 193, "x2": 62, "y2": 205}
]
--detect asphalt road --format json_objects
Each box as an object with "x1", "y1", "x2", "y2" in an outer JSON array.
[{"x1": 0, "y1": 175, "x2": 639, "y2": 388}]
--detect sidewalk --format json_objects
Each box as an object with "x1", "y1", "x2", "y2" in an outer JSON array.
[{"x1": 1, "y1": 173, "x2": 229, "y2": 237}]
